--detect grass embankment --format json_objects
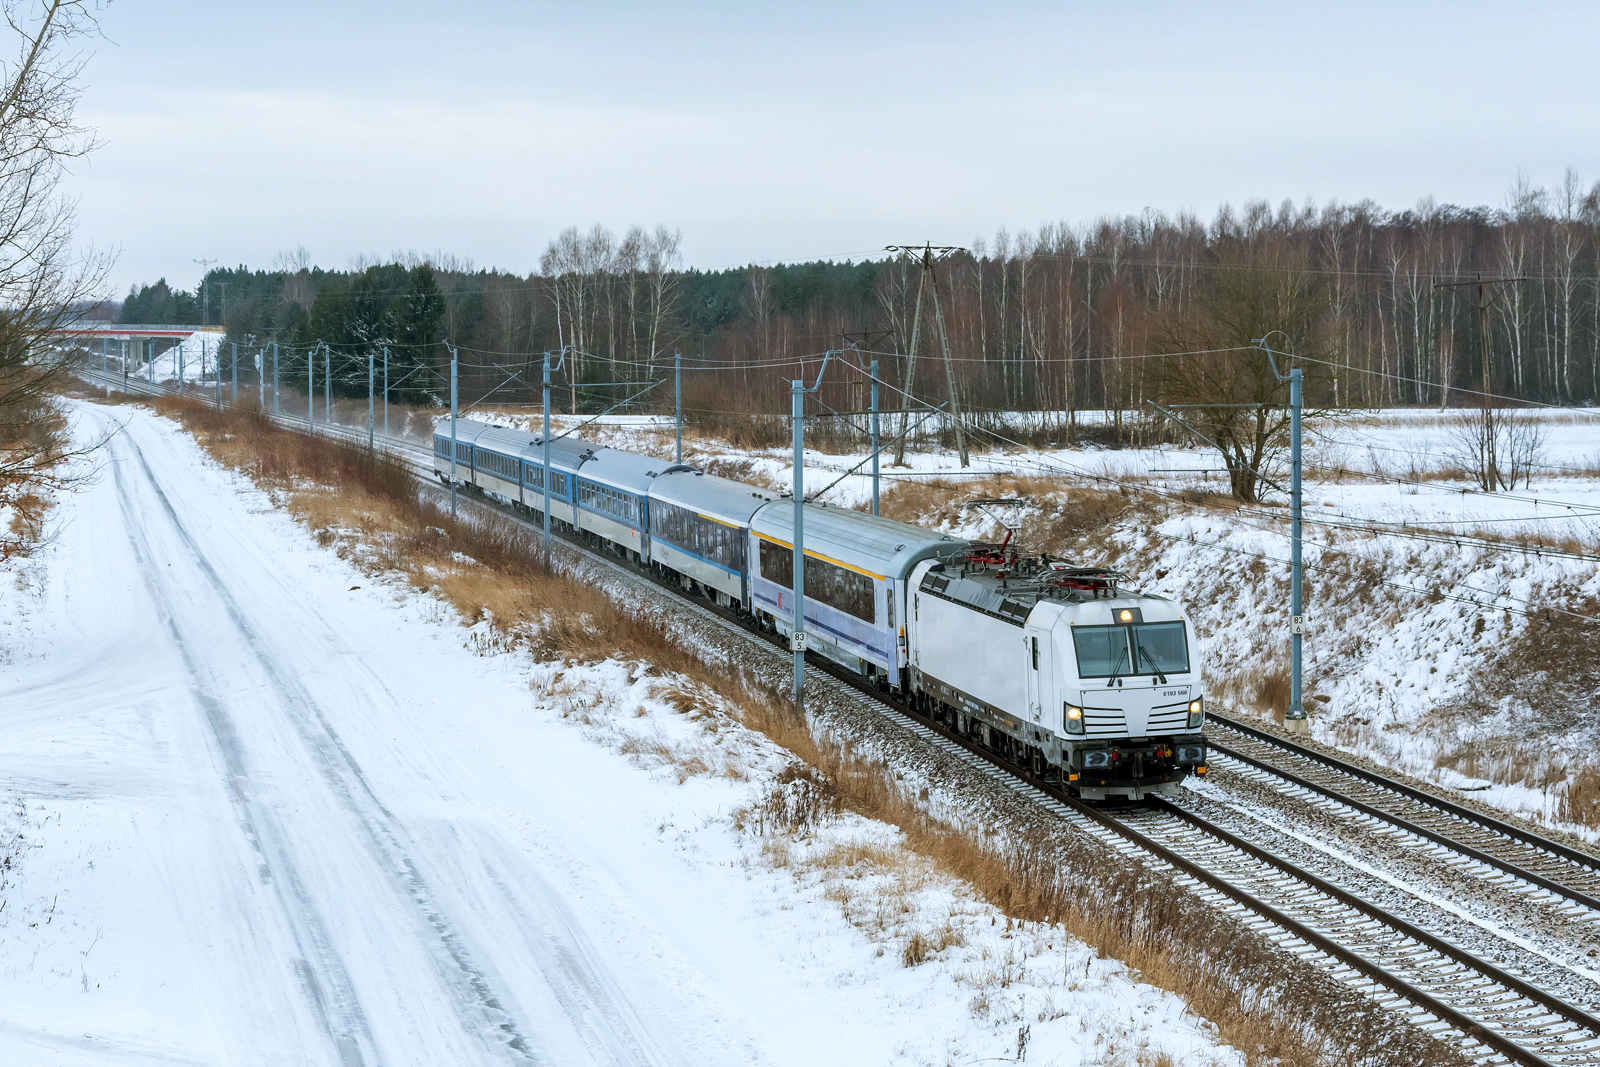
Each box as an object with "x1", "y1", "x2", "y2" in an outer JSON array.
[{"x1": 122, "y1": 393, "x2": 1465, "y2": 1067}]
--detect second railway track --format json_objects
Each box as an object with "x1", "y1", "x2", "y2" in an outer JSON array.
[{"x1": 1202, "y1": 712, "x2": 1600, "y2": 917}]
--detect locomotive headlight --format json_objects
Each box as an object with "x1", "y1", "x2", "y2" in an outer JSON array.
[
  {"x1": 1118, "y1": 609, "x2": 1133, "y2": 623},
  {"x1": 1064, "y1": 704, "x2": 1084, "y2": 735},
  {"x1": 1176, "y1": 745, "x2": 1205, "y2": 765},
  {"x1": 1082, "y1": 749, "x2": 1111, "y2": 770},
  {"x1": 1187, "y1": 697, "x2": 1204, "y2": 729}
]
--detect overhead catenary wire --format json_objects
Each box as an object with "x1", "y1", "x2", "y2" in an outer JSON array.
[{"x1": 854, "y1": 377, "x2": 1600, "y2": 616}]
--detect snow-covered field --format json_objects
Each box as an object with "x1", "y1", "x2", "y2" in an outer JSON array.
[{"x1": 0, "y1": 402, "x2": 1238, "y2": 1066}]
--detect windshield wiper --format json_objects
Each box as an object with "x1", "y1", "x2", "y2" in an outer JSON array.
[
  {"x1": 1105, "y1": 645, "x2": 1129, "y2": 688},
  {"x1": 1136, "y1": 642, "x2": 1168, "y2": 685}
]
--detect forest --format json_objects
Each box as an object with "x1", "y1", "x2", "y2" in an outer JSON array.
[{"x1": 117, "y1": 174, "x2": 1600, "y2": 439}]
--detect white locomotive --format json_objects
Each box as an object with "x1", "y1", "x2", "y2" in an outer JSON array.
[
  {"x1": 435, "y1": 419, "x2": 1207, "y2": 800},
  {"x1": 909, "y1": 551, "x2": 1206, "y2": 800}
]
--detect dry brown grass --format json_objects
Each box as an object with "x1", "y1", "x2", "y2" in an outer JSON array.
[
  {"x1": 122, "y1": 392, "x2": 1465, "y2": 1067},
  {"x1": 876, "y1": 473, "x2": 1139, "y2": 555},
  {"x1": 1558, "y1": 768, "x2": 1600, "y2": 826},
  {"x1": 4, "y1": 490, "x2": 52, "y2": 551}
]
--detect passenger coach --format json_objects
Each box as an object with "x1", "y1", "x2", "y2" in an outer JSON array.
[
  {"x1": 433, "y1": 418, "x2": 586, "y2": 527},
  {"x1": 748, "y1": 502, "x2": 966, "y2": 691},
  {"x1": 572, "y1": 447, "x2": 675, "y2": 564},
  {"x1": 647, "y1": 469, "x2": 775, "y2": 610}
]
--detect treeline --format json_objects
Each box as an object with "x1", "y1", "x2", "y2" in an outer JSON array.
[{"x1": 118, "y1": 172, "x2": 1600, "y2": 423}]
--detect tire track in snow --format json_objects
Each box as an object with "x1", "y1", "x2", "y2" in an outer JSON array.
[
  {"x1": 114, "y1": 410, "x2": 684, "y2": 1067},
  {"x1": 105, "y1": 420, "x2": 380, "y2": 1067},
  {"x1": 107, "y1": 416, "x2": 541, "y2": 1066}
]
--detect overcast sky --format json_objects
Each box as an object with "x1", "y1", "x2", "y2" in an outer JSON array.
[{"x1": 66, "y1": 0, "x2": 1600, "y2": 295}]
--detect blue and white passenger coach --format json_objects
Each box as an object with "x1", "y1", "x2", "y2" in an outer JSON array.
[
  {"x1": 573, "y1": 447, "x2": 671, "y2": 564},
  {"x1": 647, "y1": 469, "x2": 775, "y2": 610},
  {"x1": 433, "y1": 418, "x2": 585, "y2": 529}
]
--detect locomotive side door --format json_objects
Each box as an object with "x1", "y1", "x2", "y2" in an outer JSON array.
[{"x1": 1024, "y1": 624, "x2": 1050, "y2": 723}]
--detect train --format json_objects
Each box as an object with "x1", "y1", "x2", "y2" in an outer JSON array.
[{"x1": 434, "y1": 419, "x2": 1207, "y2": 800}]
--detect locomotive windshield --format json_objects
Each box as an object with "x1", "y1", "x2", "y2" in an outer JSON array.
[{"x1": 1073, "y1": 621, "x2": 1189, "y2": 677}]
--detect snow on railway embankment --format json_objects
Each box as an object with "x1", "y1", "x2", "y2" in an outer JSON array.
[
  {"x1": 0, "y1": 400, "x2": 1242, "y2": 1067},
  {"x1": 891, "y1": 475, "x2": 1600, "y2": 839}
]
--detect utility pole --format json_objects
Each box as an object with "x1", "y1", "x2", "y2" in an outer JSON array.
[
  {"x1": 843, "y1": 331, "x2": 893, "y2": 515},
  {"x1": 674, "y1": 352, "x2": 682, "y2": 464},
  {"x1": 781, "y1": 350, "x2": 842, "y2": 720},
  {"x1": 886, "y1": 244, "x2": 968, "y2": 467},
  {"x1": 272, "y1": 341, "x2": 279, "y2": 413},
  {"x1": 308, "y1": 344, "x2": 316, "y2": 433},
  {"x1": 231, "y1": 341, "x2": 238, "y2": 407},
  {"x1": 1433, "y1": 274, "x2": 1524, "y2": 491},
  {"x1": 791, "y1": 377, "x2": 807, "y2": 719},
  {"x1": 324, "y1": 346, "x2": 331, "y2": 425},
  {"x1": 542, "y1": 350, "x2": 554, "y2": 568},
  {"x1": 382, "y1": 346, "x2": 389, "y2": 437},
  {"x1": 367, "y1": 349, "x2": 375, "y2": 448},
  {"x1": 1254, "y1": 340, "x2": 1307, "y2": 734},
  {"x1": 449, "y1": 343, "x2": 459, "y2": 518},
  {"x1": 870, "y1": 358, "x2": 880, "y2": 516},
  {"x1": 193, "y1": 258, "x2": 216, "y2": 325}
]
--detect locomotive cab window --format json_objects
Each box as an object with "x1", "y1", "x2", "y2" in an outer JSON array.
[
  {"x1": 1131, "y1": 622, "x2": 1189, "y2": 674},
  {"x1": 1072, "y1": 620, "x2": 1189, "y2": 678}
]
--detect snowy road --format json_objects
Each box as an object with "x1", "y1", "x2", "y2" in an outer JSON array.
[{"x1": 0, "y1": 407, "x2": 749, "y2": 1066}]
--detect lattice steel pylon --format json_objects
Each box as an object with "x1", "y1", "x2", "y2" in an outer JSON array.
[{"x1": 886, "y1": 243, "x2": 969, "y2": 467}]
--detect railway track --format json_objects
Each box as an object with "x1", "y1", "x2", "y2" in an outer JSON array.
[
  {"x1": 78, "y1": 368, "x2": 1600, "y2": 1067},
  {"x1": 1202, "y1": 712, "x2": 1600, "y2": 918}
]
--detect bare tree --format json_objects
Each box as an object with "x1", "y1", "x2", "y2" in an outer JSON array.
[
  {"x1": 643, "y1": 225, "x2": 681, "y2": 377},
  {"x1": 617, "y1": 225, "x2": 644, "y2": 368},
  {"x1": 746, "y1": 264, "x2": 773, "y2": 363},
  {"x1": 1156, "y1": 242, "x2": 1332, "y2": 502},
  {"x1": 1445, "y1": 408, "x2": 1547, "y2": 491},
  {"x1": 0, "y1": 1, "x2": 112, "y2": 559},
  {"x1": 1435, "y1": 325, "x2": 1456, "y2": 411}
]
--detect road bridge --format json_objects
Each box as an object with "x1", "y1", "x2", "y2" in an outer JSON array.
[{"x1": 55, "y1": 322, "x2": 225, "y2": 381}]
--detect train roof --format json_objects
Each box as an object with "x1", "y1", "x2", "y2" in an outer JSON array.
[
  {"x1": 522, "y1": 434, "x2": 594, "y2": 471},
  {"x1": 437, "y1": 419, "x2": 596, "y2": 471},
  {"x1": 434, "y1": 419, "x2": 493, "y2": 445},
  {"x1": 579, "y1": 446, "x2": 679, "y2": 495},
  {"x1": 750, "y1": 500, "x2": 966, "y2": 580},
  {"x1": 472, "y1": 423, "x2": 542, "y2": 458},
  {"x1": 650, "y1": 469, "x2": 777, "y2": 524}
]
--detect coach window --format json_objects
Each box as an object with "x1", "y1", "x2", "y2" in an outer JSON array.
[{"x1": 760, "y1": 540, "x2": 793, "y2": 586}]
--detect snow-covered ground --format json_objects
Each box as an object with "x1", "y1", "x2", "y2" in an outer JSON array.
[
  {"x1": 446, "y1": 406, "x2": 1600, "y2": 532},
  {"x1": 0, "y1": 402, "x2": 1238, "y2": 1066}
]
